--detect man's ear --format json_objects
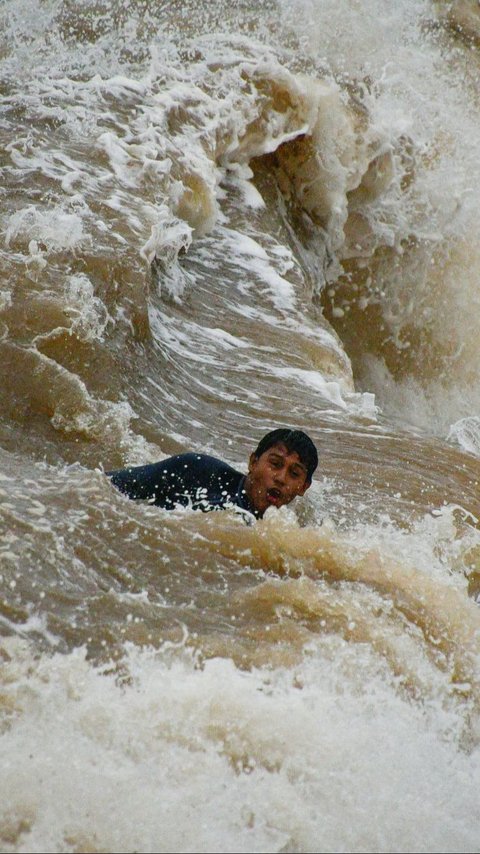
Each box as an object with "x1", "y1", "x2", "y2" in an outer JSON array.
[{"x1": 248, "y1": 452, "x2": 258, "y2": 472}]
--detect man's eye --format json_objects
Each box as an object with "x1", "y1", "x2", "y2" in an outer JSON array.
[{"x1": 291, "y1": 468, "x2": 305, "y2": 479}]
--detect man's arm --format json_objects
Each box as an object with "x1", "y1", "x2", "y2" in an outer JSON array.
[
  {"x1": 107, "y1": 456, "x2": 191, "y2": 507},
  {"x1": 107, "y1": 453, "x2": 241, "y2": 510}
]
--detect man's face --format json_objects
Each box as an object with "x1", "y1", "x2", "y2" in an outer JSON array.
[{"x1": 245, "y1": 442, "x2": 311, "y2": 515}]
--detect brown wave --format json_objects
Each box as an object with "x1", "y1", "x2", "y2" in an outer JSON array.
[
  {"x1": 437, "y1": 0, "x2": 480, "y2": 44},
  {"x1": 188, "y1": 511, "x2": 480, "y2": 708}
]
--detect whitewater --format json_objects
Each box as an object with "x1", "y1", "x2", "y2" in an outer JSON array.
[{"x1": 1, "y1": 1, "x2": 480, "y2": 851}]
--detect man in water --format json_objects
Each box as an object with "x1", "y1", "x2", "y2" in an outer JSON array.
[{"x1": 108, "y1": 428, "x2": 318, "y2": 521}]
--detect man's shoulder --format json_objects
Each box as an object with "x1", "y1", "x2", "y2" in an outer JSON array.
[
  {"x1": 162, "y1": 452, "x2": 245, "y2": 511},
  {"x1": 164, "y1": 452, "x2": 241, "y2": 477}
]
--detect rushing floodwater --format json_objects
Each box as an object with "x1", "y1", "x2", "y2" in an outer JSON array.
[{"x1": 2, "y1": 1, "x2": 480, "y2": 851}]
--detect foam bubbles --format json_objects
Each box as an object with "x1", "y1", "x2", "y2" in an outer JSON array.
[
  {"x1": 64, "y1": 274, "x2": 110, "y2": 342},
  {"x1": 5, "y1": 206, "x2": 86, "y2": 252},
  {"x1": 0, "y1": 638, "x2": 479, "y2": 853},
  {"x1": 448, "y1": 416, "x2": 480, "y2": 458}
]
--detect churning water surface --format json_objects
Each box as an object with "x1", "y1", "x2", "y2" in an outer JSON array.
[{"x1": 2, "y1": 1, "x2": 480, "y2": 851}]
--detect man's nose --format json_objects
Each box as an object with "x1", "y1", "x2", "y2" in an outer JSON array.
[{"x1": 273, "y1": 467, "x2": 286, "y2": 484}]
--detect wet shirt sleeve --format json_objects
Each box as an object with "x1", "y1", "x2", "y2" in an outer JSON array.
[{"x1": 107, "y1": 453, "x2": 245, "y2": 512}]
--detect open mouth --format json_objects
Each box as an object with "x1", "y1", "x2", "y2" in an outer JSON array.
[{"x1": 266, "y1": 488, "x2": 283, "y2": 505}]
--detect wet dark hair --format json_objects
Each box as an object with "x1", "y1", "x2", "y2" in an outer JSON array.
[{"x1": 253, "y1": 428, "x2": 318, "y2": 482}]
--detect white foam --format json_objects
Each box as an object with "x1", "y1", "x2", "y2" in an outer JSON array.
[
  {"x1": 222, "y1": 163, "x2": 266, "y2": 209},
  {"x1": 267, "y1": 364, "x2": 378, "y2": 417},
  {"x1": 0, "y1": 638, "x2": 478, "y2": 853},
  {"x1": 5, "y1": 205, "x2": 86, "y2": 252},
  {"x1": 448, "y1": 417, "x2": 480, "y2": 458},
  {"x1": 2, "y1": 9, "x2": 480, "y2": 852},
  {"x1": 203, "y1": 327, "x2": 250, "y2": 349},
  {"x1": 218, "y1": 228, "x2": 296, "y2": 310},
  {"x1": 359, "y1": 355, "x2": 480, "y2": 440},
  {"x1": 63, "y1": 274, "x2": 110, "y2": 343}
]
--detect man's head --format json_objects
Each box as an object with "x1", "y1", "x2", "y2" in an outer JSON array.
[{"x1": 245, "y1": 428, "x2": 318, "y2": 516}]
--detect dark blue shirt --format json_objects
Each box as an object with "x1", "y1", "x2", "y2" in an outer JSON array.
[{"x1": 107, "y1": 453, "x2": 259, "y2": 519}]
